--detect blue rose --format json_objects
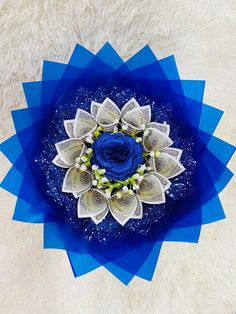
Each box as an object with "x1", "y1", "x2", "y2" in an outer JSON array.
[{"x1": 91, "y1": 133, "x2": 143, "y2": 181}]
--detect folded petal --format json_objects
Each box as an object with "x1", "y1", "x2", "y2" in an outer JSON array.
[
  {"x1": 153, "y1": 152, "x2": 185, "y2": 179},
  {"x1": 122, "y1": 105, "x2": 151, "y2": 131},
  {"x1": 161, "y1": 147, "x2": 183, "y2": 160},
  {"x1": 78, "y1": 188, "x2": 108, "y2": 218},
  {"x1": 110, "y1": 192, "x2": 137, "y2": 225},
  {"x1": 52, "y1": 154, "x2": 71, "y2": 168},
  {"x1": 147, "y1": 122, "x2": 170, "y2": 136},
  {"x1": 55, "y1": 138, "x2": 85, "y2": 166},
  {"x1": 151, "y1": 171, "x2": 171, "y2": 191},
  {"x1": 143, "y1": 127, "x2": 173, "y2": 152},
  {"x1": 96, "y1": 97, "x2": 121, "y2": 130},
  {"x1": 130, "y1": 195, "x2": 143, "y2": 219},
  {"x1": 62, "y1": 167, "x2": 92, "y2": 193},
  {"x1": 121, "y1": 98, "x2": 140, "y2": 117},
  {"x1": 90, "y1": 101, "x2": 101, "y2": 118},
  {"x1": 91, "y1": 205, "x2": 109, "y2": 224},
  {"x1": 137, "y1": 173, "x2": 165, "y2": 204},
  {"x1": 74, "y1": 109, "x2": 97, "y2": 139},
  {"x1": 64, "y1": 119, "x2": 75, "y2": 138}
]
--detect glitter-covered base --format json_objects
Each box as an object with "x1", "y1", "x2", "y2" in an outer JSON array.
[{"x1": 36, "y1": 86, "x2": 196, "y2": 244}]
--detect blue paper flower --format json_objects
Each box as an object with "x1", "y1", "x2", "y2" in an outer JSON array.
[
  {"x1": 92, "y1": 132, "x2": 143, "y2": 180},
  {"x1": 0, "y1": 43, "x2": 235, "y2": 285}
]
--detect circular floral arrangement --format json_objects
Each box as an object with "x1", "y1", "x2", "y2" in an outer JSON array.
[
  {"x1": 1, "y1": 43, "x2": 234, "y2": 284},
  {"x1": 36, "y1": 86, "x2": 196, "y2": 243},
  {"x1": 52, "y1": 96, "x2": 185, "y2": 227}
]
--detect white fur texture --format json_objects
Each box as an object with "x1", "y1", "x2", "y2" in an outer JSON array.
[{"x1": 0, "y1": 1, "x2": 236, "y2": 313}]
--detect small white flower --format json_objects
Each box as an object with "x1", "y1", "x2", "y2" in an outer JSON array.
[
  {"x1": 100, "y1": 177, "x2": 108, "y2": 183},
  {"x1": 141, "y1": 124, "x2": 146, "y2": 130},
  {"x1": 74, "y1": 156, "x2": 81, "y2": 163},
  {"x1": 128, "y1": 189, "x2": 134, "y2": 195},
  {"x1": 132, "y1": 173, "x2": 140, "y2": 179},
  {"x1": 85, "y1": 135, "x2": 94, "y2": 143},
  {"x1": 121, "y1": 124, "x2": 128, "y2": 131},
  {"x1": 99, "y1": 169, "x2": 106, "y2": 174},
  {"x1": 137, "y1": 175, "x2": 144, "y2": 182},
  {"x1": 140, "y1": 164, "x2": 147, "y2": 171},
  {"x1": 136, "y1": 137, "x2": 142, "y2": 143},
  {"x1": 149, "y1": 151, "x2": 155, "y2": 157},
  {"x1": 80, "y1": 164, "x2": 87, "y2": 171},
  {"x1": 132, "y1": 184, "x2": 139, "y2": 190},
  {"x1": 81, "y1": 156, "x2": 87, "y2": 162},
  {"x1": 92, "y1": 165, "x2": 99, "y2": 171},
  {"x1": 122, "y1": 186, "x2": 129, "y2": 193},
  {"x1": 92, "y1": 180, "x2": 98, "y2": 186},
  {"x1": 116, "y1": 192, "x2": 122, "y2": 199},
  {"x1": 86, "y1": 148, "x2": 93, "y2": 154}
]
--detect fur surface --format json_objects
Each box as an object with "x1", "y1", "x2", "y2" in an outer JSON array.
[{"x1": 0, "y1": 1, "x2": 236, "y2": 313}]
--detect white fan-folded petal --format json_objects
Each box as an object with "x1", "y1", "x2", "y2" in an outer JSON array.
[
  {"x1": 64, "y1": 119, "x2": 75, "y2": 138},
  {"x1": 137, "y1": 173, "x2": 165, "y2": 204},
  {"x1": 77, "y1": 188, "x2": 108, "y2": 218},
  {"x1": 62, "y1": 167, "x2": 92, "y2": 193},
  {"x1": 55, "y1": 138, "x2": 85, "y2": 166},
  {"x1": 153, "y1": 152, "x2": 185, "y2": 179},
  {"x1": 143, "y1": 127, "x2": 173, "y2": 152},
  {"x1": 121, "y1": 97, "x2": 140, "y2": 117},
  {"x1": 96, "y1": 97, "x2": 121, "y2": 130},
  {"x1": 122, "y1": 105, "x2": 151, "y2": 131},
  {"x1": 74, "y1": 109, "x2": 97, "y2": 139},
  {"x1": 109, "y1": 192, "x2": 137, "y2": 226},
  {"x1": 147, "y1": 122, "x2": 170, "y2": 136}
]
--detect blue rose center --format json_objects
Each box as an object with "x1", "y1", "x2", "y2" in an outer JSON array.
[{"x1": 91, "y1": 132, "x2": 143, "y2": 181}]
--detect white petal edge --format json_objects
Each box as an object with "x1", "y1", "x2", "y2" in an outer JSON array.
[
  {"x1": 96, "y1": 97, "x2": 121, "y2": 125},
  {"x1": 130, "y1": 195, "x2": 143, "y2": 219},
  {"x1": 147, "y1": 122, "x2": 170, "y2": 136},
  {"x1": 153, "y1": 152, "x2": 185, "y2": 179},
  {"x1": 62, "y1": 167, "x2": 93, "y2": 193},
  {"x1": 122, "y1": 105, "x2": 151, "y2": 131},
  {"x1": 77, "y1": 188, "x2": 109, "y2": 218},
  {"x1": 73, "y1": 109, "x2": 97, "y2": 139},
  {"x1": 142, "y1": 127, "x2": 173, "y2": 152},
  {"x1": 55, "y1": 138, "x2": 85, "y2": 166},
  {"x1": 121, "y1": 97, "x2": 140, "y2": 117},
  {"x1": 52, "y1": 154, "x2": 71, "y2": 168},
  {"x1": 151, "y1": 171, "x2": 171, "y2": 191},
  {"x1": 109, "y1": 192, "x2": 137, "y2": 226},
  {"x1": 161, "y1": 147, "x2": 183, "y2": 161},
  {"x1": 64, "y1": 119, "x2": 75, "y2": 138},
  {"x1": 137, "y1": 173, "x2": 165, "y2": 204},
  {"x1": 90, "y1": 101, "x2": 102, "y2": 118},
  {"x1": 91, "y1": 205, "x2": 109, "y2": 224}
]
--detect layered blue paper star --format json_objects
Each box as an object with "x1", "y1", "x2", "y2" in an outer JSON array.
[{"x1": 0, "y1": 43, "x2": 235, "y2": 285}]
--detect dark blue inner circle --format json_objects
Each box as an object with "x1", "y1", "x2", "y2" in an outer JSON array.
[{"x1": 91, "y1": 132, "x2": 143, "y2": 181}]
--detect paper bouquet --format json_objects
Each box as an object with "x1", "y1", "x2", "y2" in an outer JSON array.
[{"x1": 1, "y1": 43, "x2": 235, "y2": 285}]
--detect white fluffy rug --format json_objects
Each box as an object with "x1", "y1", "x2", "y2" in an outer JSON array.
[{"x1": 0, "y1": 1, "x2": 236, "y2": 313}]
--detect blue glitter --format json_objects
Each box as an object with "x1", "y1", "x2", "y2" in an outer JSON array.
[{"x1": 35, "y1": 86, "x2": 196, "y2": 244}]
